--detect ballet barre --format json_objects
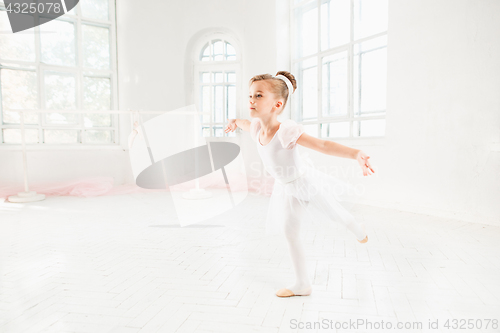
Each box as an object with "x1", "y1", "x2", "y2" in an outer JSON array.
[{"x1": 4, "y1": 107, "x2": 210, "y2": 203}]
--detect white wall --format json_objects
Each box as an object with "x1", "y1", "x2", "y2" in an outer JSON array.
[{"x1": 385, "y1": 0, "x2": 500, "y2": 225}]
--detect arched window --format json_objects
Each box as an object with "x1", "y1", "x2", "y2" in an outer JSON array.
[{"x1": 194, "y1": 33, "x2": 240, "y2": 137}]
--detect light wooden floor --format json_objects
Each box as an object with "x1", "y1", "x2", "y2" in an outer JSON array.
[{"x1": 0, "y1": 192, "x2": 499, "y2": 333}]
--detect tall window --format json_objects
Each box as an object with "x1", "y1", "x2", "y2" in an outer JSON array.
[
  {"x1": 291, "y1": 0, "x2": 387, "y2": 139},
  {"x1": 194, "y1": 34, "x2": 240, "y2": 138},
  {"x1": 0, "y1": 0, "x2": 118, "y2": 145}
]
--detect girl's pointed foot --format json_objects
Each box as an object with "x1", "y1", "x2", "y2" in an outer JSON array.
[
  {"x1": 357, "y1": 235, "x2": 368, "y2": 243},
  {"x1": 357, "y1": 223, "x2": 368, "y2": 243},
  {"x1": 276, "y1": 286, "x2": 312, "y2": 297}
]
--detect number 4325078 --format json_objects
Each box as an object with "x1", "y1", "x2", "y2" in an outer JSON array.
[
  {"x1": 444, "y1": 319, "x2": 498, "y2": 330},
  {"x1": 6, "y1": 2, "x2": 62, "y2": 14}
]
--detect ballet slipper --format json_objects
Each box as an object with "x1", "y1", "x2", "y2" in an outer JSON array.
[
  {"x1": 357, "y1": 223, "x2": 368, "y2": 244},
  {"x1": 276, "y1": 287, "x2": 312, "y2": 297},
  {"x1": 358, "y1": 235, "x2": 368, "y2": 244}
]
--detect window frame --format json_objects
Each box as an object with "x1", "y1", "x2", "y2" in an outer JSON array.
[
  {"x1": 0, "y1": 0, "x2": 120, "y2": 150},
  {"x1": 193, "y1": 33, "x2": 241, "y2": 138},
  {"x1": 290, "y1": 0, "x2": 387, "y2": 142}
]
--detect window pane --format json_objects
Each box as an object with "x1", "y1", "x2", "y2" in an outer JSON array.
[
  {"x1": 225, "y1": 72, "x2": 235, "y2": 83},
  {"x1": 354, "y1": 0, "x2": 388, "y2": 40},
  {"x1": 226, "y1": 85, "x2": 236, "y2": 120},
  {"x1": 0, "y1": 11, "x2": 35, "y2": 62},
  {"x1": 212, "y1": 40, "x2": 223, "y2": 61},
  {"x1": 200, "y1": 43, "x2": 210, "y2": 61},
  {"x1": 295, "y1": 58, "x2": 317, "y2": 121},
  {"x1": 83, "y1": 77, "x2": 111, "y2": 127},
  {"x1": 214, "y1": 126, "x2": 223, "y2": 137},
  {"x1": 1, "y1": 69, "x2": 38, "y2": 124},
  {"x1": 44, "y1": 72, "x2": 77, "y2": 124},
  {"x1": 201, "y1": 72, "x2": 210, "y2": 83},
  {"x1": 225, "y1": 42, "x2": 235, "y2": 60},
  {"x1": 226, "y1": 42, "x2": 235, "y2": 55},
  {"x1": 81, "y1": 0, "x2": 109, "y2": 20},
  {"x1": 44, "y1": 129, "x2": 79, "y2": 143},
  {"x1": 303, "y1": 123, "x2": 318, "y2": 137},
  {"x1": 354, "y1": 35, "x2": 387, "y2": 115},
  {"x1": 3, "y1": 128, "x2": 39, "y2": 144},
  {"x1": 202, "y1": 127, "x2": 210, "y2": 137},
  {"x1": 354, "y1": 119, "x2": 385, "y2": 137},
  {"x1": 84, "y1": 130, "x2": 113, "y2": 143},
  {"x1": 201, "y1": 86, "x2": 210, "y2": 123},
  {"x1": 40, "y1": 19, "x2": 75, "y2": 66},
  {"x1": 322, "y1": 51, "x2": 348, "y2": 117},
  {"x1": 212, "y1": 72, "x2": 223, "y2": 83},
  {"x1": 294, "y1": 2, "x2": 318, "y2": 58},
  {"x1": 321, "y1": 122, "x2": 350, "y2": 138},
  {"x1": 320, "y1": 0, "x2": 350, "y2": 50},
  {"x1": 83, "y1": 25, "x2": 110, "y2": 69},
  {"x1": 213, "y1": 86, "x2": 223, "y2": 123}
]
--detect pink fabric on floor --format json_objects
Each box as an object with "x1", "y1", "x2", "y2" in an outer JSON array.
[
  {"x1": 0, "y1": 175, "x2": 268, "y2": 199},
  {"x1": 0, "y1": 177, "x2": 156, "y2": 199}
]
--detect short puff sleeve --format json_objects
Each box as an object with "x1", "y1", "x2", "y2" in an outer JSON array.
[
  {"x1": 277, "y1": 119, "x2": 305, "y2": 149},
  {"x1": 249, "y1": 118, "x2": 261, "y2": 143}
]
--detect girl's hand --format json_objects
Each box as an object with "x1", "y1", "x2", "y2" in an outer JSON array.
[
  {"x1": 356, "y1": 150, "x2": 375, "y2": 176},
  {"x1": 224, "y1": 119, "x2": 237, "y2": 133}
]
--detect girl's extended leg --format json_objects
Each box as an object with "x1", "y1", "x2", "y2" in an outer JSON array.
[
  {"x1": 279, "y1": 196, "x2": 312, "y2": 296},
  {"x1": 315, "y1": 193, "x2": 367, "y2": 241}
]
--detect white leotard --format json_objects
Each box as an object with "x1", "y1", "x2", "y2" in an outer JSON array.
[{"x1": 250, "y1": 118, "x2": 307, "y2": 184}]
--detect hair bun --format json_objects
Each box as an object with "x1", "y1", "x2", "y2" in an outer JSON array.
[{"x1": 275, "y1": 71, "x2": 297, "y2": 93}]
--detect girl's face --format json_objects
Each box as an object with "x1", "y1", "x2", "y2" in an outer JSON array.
[{"x1": 249, "y1": 80, "x2": 283, "y2": 118}]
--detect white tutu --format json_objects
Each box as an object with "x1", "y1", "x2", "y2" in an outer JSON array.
[
  {"x1": 248, "y1": 117, "x2": 363, "y2": 237},
  {"x1": 264, "y1": 162, "x2": 362, "y2": 237}
]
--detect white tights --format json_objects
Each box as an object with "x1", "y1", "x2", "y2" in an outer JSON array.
[{"x1": 282, "y1": 195, "x2": 366, "y2": 295}]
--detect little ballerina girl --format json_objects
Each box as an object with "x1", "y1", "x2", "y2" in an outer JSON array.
[{"x1": 224, "y1": 71, "x2": 375, "y2": 298}]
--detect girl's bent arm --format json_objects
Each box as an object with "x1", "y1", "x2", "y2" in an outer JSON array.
[
  {"x1": 235, "y1": 119, "x2": 251, "y2": 132},
  {"x1": 297, "y1": 133, "x2": 359, "y2": 159}
]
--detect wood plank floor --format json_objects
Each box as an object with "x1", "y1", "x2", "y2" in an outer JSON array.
[{"x1": 0, "y1": 192, "x2": 499, "y2": 332}]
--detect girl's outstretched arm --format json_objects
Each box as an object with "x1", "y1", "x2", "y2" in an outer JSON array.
[
  {"x1": 224, "y1": 119, "x2": 251, "y2": 133},
  {"x1": 297, "y1": 133, "x2": 375, "y2": 176}
]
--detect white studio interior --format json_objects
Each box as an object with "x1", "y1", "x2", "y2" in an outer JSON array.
[{"x1": 0, "y1": 0, "x2": 499, "y2": 332}]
